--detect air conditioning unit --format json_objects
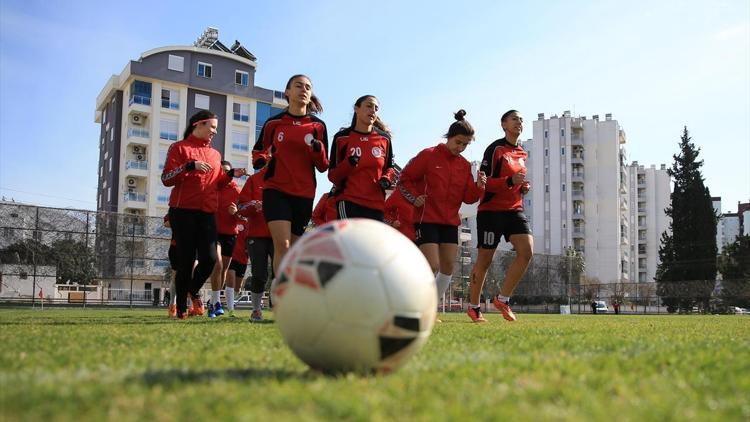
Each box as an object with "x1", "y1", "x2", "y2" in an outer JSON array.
[
  {"x1": 133, "y1": 146, "x2": 143, "y2": 154},
  {"x1": 130, "y1": 114, "x2": 144, "y2": 126},
  {"x1": 136, "y1": 154, "x2": 145, "y2": 161},
  {"x1": 127, "y1": 177, "x2": 137, "y2": 187}
]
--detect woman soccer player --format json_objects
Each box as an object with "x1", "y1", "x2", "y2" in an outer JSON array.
[
  {"x1": 251, "y1": 74, "x2": 328, "y2": 275},
  {"x1": 234, "y1": 165, "x2": 275, "y2": 322},
  {"x1": 161, "y1": 110, "x2": 246, "y2": 319},
  {"x1": 328, "y1": 95, "x2": 396, "y2": 220},
  {"x1": 311, "y1": 185, "x2": 338, "y2": 226},
  {"x1": 466, "y1": 109, "x2": 533, "y2": 323},
  {"x1": 383, "y1": 188, "x2": 416, "y2": 241},
  {"x1": 398, "y1": 110, "x2": 486, "y2": 307},
  {"x1": 208, "y1": 160, "x2": 242, "y2": 317}
]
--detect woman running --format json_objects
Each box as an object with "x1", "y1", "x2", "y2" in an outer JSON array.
[
  {"x1": 311, "y1": 186, "x2": 338, "y2": 226},
  {"x1": 383, "y1": 188, "x2": 416, "y2": 242},
  {"x1": 251, "y1": 74, "x2": 328, "y2": 275},
  {"x1": 328, "y1": 95, "x2": 396, "y2": 220},
  {"x1": 398, "y1": 110, "x2": 486, "y2": 308},
  {"x1": 234, "y1": 165, "x2": 274, "y2": 322},
  {"x1": 467, "y1": 109, "x2": 532, "y2": 323},
  {"x1": 161, "y1": 110, "x2": 246, "y2": 319}
]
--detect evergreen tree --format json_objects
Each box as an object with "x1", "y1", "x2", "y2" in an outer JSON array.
[
  {"x1": 718, "y1": 234, "x2": 750, "y2": 308},
  {"x1": 656, "y1": 127, "x2": 717, "y2": 313}
]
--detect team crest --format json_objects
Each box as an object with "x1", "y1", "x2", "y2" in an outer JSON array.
[
  {"x1": 304, "y1": 133, "x2": 314, "y2": 146},
  {"x1": 372, "y1": 147, "x2": 383, "y2": 158}
]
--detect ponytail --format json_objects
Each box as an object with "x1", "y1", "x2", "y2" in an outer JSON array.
[{"x1": 443, "y1": 109, "x2": 474, "y2": 138}]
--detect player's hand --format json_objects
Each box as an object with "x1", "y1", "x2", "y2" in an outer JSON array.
[
  {"x1": 414, "y1": 194, "x2": 427, "y2": 207},
  {"x1": 228, "y1": 203, "x2": 238, "y2": 215},
  {"x1": 378, "y1": 177, "x2": 391, "y2": 190},
  {"x1": 392, "y1": 220, "x2": 401, "y2": 229},
  {"x1": 194, "y1": 161, "x2": 212, "y2": 173},
  {"x1": 521, "y1": 182, "x2": 531, "y2": 194},
  {"x1": 253, "y1": 157, "x2": 267, "y2": 170},
  {"x1": 348, "y1": 155, "x2": 360, "y2": 166},
  {"x1": 477, "y1": 171, "x2": 487, "y2": 189},
  {"x1": 254, "y1": 200, "x2": 263, "y2": 211},
  {"x1": 232, "y1": 168, "x2": 247, "y2": 177},
  {"x1": 512, "y1": 171, "x2": 526, "y2": 186},
  {"x1": 311, "y1": 139, "x2": 322, "y2": 153}
]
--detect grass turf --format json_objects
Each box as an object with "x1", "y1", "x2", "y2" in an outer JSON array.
[{"x1": 0, "y1": 309, "x2": 748, "y2": 421}]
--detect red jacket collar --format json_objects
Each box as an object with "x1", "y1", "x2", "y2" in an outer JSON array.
[
  {"x1": 436, "y1": 142, "x2": 455, "y2": 158},
  {"x1": 186, "y1": 134, "x2": 211, "y2": 147}
]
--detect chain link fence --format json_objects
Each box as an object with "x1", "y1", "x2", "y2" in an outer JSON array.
[{"x1": 2, "y1": 203, "x2": 747, "y2": 314}]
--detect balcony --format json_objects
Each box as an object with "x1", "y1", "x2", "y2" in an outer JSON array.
[
  {"x1": 128, "y1": 127, "x2": 150, "y2": 139},
  {"x1": 572, "y1": 210, "x2": 585, "y2": 220},
  {"x1": 571, "y1": 154, "x2": 584, "y2": 164},
  {"x1": 638, "y1": 207, "x2": 647, "y2": 215},
  {"x1": 123, "y1": 192, "x2": 147, "y2": 204},
  {"x1": 232, "y1": 143, "x2": 250, "y2": 153},
  {"x1": 571, "y1": 135, "x2": 583, "y2": 146},
  {"x1": 571, "y1": 189, "x2": 584, "y2": 200},
  {"x1": 572, "y1": 227, "x2": 584, "y2": 239},
  {"x1": 571, "y1": 172, "x2": 584, "y2": 182},
  {"x1": 125, "y1": 160, "x2": 148, "y2": 171}
]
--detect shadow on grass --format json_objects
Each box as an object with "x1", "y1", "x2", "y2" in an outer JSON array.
[{"x1": 137, "y1": 367, "x2": 313, "y2": 386}]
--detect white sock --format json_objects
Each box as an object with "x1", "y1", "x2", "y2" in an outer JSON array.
[
  {"x1": 169, "y1": 279, "x2": 177, "y2": 305},
  {"x1": 498, "y1": 294, "x2": 510, "y2": 303},
  {"x1": 435, "y1": 272, "x2": 452, "y2": 302},
  {"x1": 226, "y1": 287, "x2": 235, "y2": 311},
  {"x1": 470, "y1": 303, "x2": 480, "y2": 309},
  {"x1": 252, "y1": 292, "x2": 263, "y2": 311},
  {"x1": 211, "y1": 290, "x2": 220, "y2": 306}
]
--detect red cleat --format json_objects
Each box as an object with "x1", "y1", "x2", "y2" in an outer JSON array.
[
  {"x1": 466, "y1": 307, "x2": 487, "y2": 323},
  {"x1": 168, "y1": 304, "x2": 177, "y2": 318},
  {"x1": 493, "y1": 297, "x2": 517, "y2": 321},
  {"x1": 188, "y1": 297, "x2": 205, "y2": 317}
]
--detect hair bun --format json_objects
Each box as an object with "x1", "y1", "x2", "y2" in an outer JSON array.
[{"x1": 454, "y1": 109, "x2": 466, "y2": 121}]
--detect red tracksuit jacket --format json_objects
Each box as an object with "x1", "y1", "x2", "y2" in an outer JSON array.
[
  {"x1": 478, "y1": 138, "x2": 528, "y2": 212},
  {"x1": 328, "y1": 128, "x2": 396, "y2": 211},
  {"x1": 398, "y1": 143, "x2": 483, "y2": 226},
  {"x1": 216, "y1": 181, "x2": 241, "y2": 235},
  {"x1": 231, "y1": 226, "x2": 249, "y2": 265},
  {"x1": 252, "y1": 111, "x2": 328, "y2": 199},
  {"x1": 236, "y1": 168, "x2": 272, "y2": 238},
  {"x1": 311, "y1": 192, "x2": 337, "y2": 226},
  {"x1": 384, "y1": 189, "x2": 416, "y2": 241},
  {"x1": 161, "y1": 135, "x2": 231, "y2": 213}
]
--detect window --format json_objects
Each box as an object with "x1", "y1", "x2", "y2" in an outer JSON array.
[
  {"x1": 545, "y1": 184, "x2": 549, "y2": 193},
  {"x1": 107, "y1": 188, "x2": 111, "y2": 202},
  {"x1": 108, "y1": 157, "x2": 112, "y2": 173},
  {"x1": 168, "y1": 54, "x2": 184, "y2": 72},
  {"x1": 562, "y1": 183, "x2": 566, "y2": 192},
  {"x1": 544, "y1": 148, "x2": 548, "y2": 156},
  {"x1": 20, "y1": 271, "x2": 28, "y2": 280},
  {"x1": 233, "y1": 103, "x2": 249, "y2": 122},
  {"x1": 232, "y1": 129, "x2": 250, "y2": 152},
  {"x1": 195, "y1": 94, "x2": 210, "y2": 110},
  {"x1": 157, "y1": 188, "x2": 171, "y2": 204},
  {"x1": 235, "y1": 70, "x2": 249, "y2": 86},
  {"x1": 274, "y1": 91, "x2": 285, "y2": 100},
  {"x1": 158, "y1": 150, "x2": 167, "y2": 170},
  {"x1": 561, "y1": 129, "x2": 565, "y2": 138},
  {"x1": 197, "y1": 62, "x2": 212, "y2": 78},
  {"x1": 544, "y1": 130, "x2": 548, "y2": 139},
  {"x1": 159, "y1": 118, "x2": 178, "y2": 141},
  {"x1": 110, "y1": 130, "x2": 114, "y2": 142},
  {"x1": 255, "y1": 103, "x2": 286, "y2": 140},
  {"x1": 161, "y1": 89, "x2": 179, "y2": 110},
  {"x1": 103, "y1": 108, "x2": 108, "y2": 123},
  {"x1": 129, "y1": 80, "x2": 152, "y2": 105},
  {"x1": 561, "y1": 147, "x2": 565, "y2": 155}
]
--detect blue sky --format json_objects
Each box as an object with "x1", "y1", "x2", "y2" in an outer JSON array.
[{"x1": 1, "y1": 0, "x2": 748, "y2": 212}]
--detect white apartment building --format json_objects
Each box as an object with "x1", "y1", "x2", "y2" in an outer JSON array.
[
  {"x1": 94, "y1": 27, "x2": 286, "y2": 219},
  {"x1": 526, "y1": 111, "x2": 631, "y2": 284},
  {"x1": 627, "y1": 162, "x2": 671, "y2": 282}
]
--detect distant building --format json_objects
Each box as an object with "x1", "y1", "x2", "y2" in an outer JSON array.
[{"x1": 94, "y1": 27, "x2": 287, "y2": 218}]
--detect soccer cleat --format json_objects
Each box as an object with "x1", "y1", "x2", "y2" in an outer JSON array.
[
  {"x1": 168, "y1": 304, "x2": 177, "y2": 318},
  {"x1": 493, "y1": 297, "x2": 517, "y2": 321},
  {"x1": 250, "y1": 309, "x2": 263, "y2": 322},
  {"x1": 188, "y1": 297, "x2": 205, "y2": 317},
  {"x1": 207, "y1": 302, "x2": 216, "y2": 318},
  {"x1": 175, "y1": 311, "x2": 188, "y2": 320},
  {"x1": 467, "y1": 307, "x2": 487, "y2": 323},
  {"x1": 214, "y1": 301, "x2": 225, "y2": 316}
]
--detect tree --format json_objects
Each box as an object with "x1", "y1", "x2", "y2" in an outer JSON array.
[
  {"x1": 50, "y1": 240, "x2": 97, "y2": 285},
  {"x1": 718, "y1": 234, "x2": 750, "y2": 308},
  {"x1": 656, "y1": 127, "x2": 717, "y2": 313},
  {"x1": 0, "y1": 239, "x2": 55, "y2": 265}
]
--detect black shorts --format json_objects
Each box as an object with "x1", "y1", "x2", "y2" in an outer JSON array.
[
  {"x1": 336, "y1": 200, "x2": 384, "y2": 222},
  {"x1": 476, "y1": 210, "x2": 532, "y2": 249},
  {"x1": 217, "y1": 234, "x2": 236, "y2": 257},
  {"x1": 414, "y1": 223, "x2": 458, "y2": 246},
  {"x1": 262, "y1": 189, "x2": 314, "y2": 236},
  {"x1": 228, "y1": 260, "x2": 247, "y2": 278}
]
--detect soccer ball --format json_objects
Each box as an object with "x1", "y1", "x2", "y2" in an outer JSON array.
[{"x1": 271, "y1": 218, "x2": 437, "y2": 374}]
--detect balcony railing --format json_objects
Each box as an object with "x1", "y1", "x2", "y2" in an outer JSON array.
[
  {"x1": 232, "y1": 143, "x2": 249, "y2": 152},
  {"x1": 125, "y1": 160, "x2": 148, "y2": 170},
  {"x1": 123, "y1": 192, "x2": 147, "y2": 202},
  {"x1": 159, "y1": 131, "x2": 178, "y2": 141},
  {"x1": 128, "y1": 128, "x2": 150, "y2": 138},
  {"x1": 129, "y1": 95, "x2": 151, "y2": 106}
]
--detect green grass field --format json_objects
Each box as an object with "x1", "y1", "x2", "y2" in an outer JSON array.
[{"x1": 1, "y1": 309, "x2": 748, "y2": 421}]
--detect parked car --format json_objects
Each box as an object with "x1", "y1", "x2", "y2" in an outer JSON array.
[
  {"x1": 594, "y1": 300, "x2": 609, "y2": 313},
  {"x1": 729, "y1": 306, "x2": 748, "y2": 315}
]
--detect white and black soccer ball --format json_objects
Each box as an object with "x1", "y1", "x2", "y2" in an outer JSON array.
[{"x1": 271, "y1": 218, "x2": 437, "y2": 374}]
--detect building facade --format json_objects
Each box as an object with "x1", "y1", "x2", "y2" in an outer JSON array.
[
  {"x1": 526, "y1": 111, "x2": 632, "y2": 284},
  {"x1": 94, "y1": 27, "x2": 286, "y2": 218},
  {"x1": 627, "y1": 162, "x2": 671, "y2": 282}
]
